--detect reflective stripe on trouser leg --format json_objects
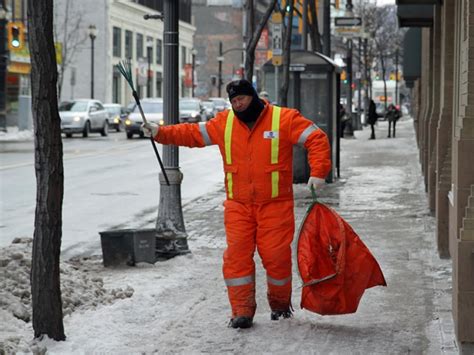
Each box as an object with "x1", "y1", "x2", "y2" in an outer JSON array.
[
  {"x1": 223, "y1": 200, "x2": 257, "y2": 317},
  {"x1": 255, "y1": 199, "x2": 295, "y2": 311}
]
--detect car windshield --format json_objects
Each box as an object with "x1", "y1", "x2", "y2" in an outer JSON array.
[
  {"x1": 134, "y1": 102, "x2": 163, "y2": 113},
  {"x1": 180, "y1": 101, "x2": 200, "y2": 110},
  {"x1": 105, "y1": 106, "x2": 121, "y2": 115},
  {"x1": 59, "y1": 101, "x2": 88, "y2": 112},
  {"x1": 202, "y1": 102, "x2": 214, "y2": 109}
]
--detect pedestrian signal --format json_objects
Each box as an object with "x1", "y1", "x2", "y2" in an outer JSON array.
[{"x1": 7, "y1": 22, "x2": 25, "y2": 51}]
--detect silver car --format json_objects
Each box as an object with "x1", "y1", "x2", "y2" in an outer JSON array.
[
  {"x1": 179, "y1": 98, "x2": 206, "y2": 123},
  {"x1": 202, "y1": 100, "x2": 217, "y2": 119},
  {"x1": 59, "y1": 99, "x2": 109, "y2": 138},
  {"x1": 125, "y1": 98, "x2": 164, "y2": 139}
]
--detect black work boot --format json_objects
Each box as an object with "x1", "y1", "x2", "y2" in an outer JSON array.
[
  {"x1": 228, "y1": 316, "x2": 253, "y2": 329},
  {"x1": 270, "y1": 309, "x2": 293, "y2": 321}
]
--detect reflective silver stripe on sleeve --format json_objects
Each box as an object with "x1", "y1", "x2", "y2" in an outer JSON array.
[
  {"x1": 224, "y1": 275, "x2": 255, "y2": 287},
  {"x1": 199, "y1": 122, "x2": 212, "y2": 146},
  {"x1": 297, "y1": 124, "x2": 319, "y2": 146},
  {"x1": 267, "y1": 275, "x2": 292, "y2": 286}
]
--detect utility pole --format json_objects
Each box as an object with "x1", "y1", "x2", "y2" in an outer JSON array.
[
  {"x1": 346, "y1": 0, "x2": 354, "y2": 135},
  {"x1": 155, "y1": 0, "x2": 189, "y2": 258},
  {"x1": 322, "y1": 0, "x2": 331, "y2": 57},
  {"x1": 147, "y1": 39, "x2": 153, "y2": 97},
  {"x1": 346, "y1": 38, "x2": 353, "y2": 135},
  {"x1": 357, "y1": 37, "x2": 362, "y2": 130},
  {"x1": 302, "y1": 0, "x2": 308, "y2": 51},
  {"x1": 395, "y1": 47, "x2": 399, "y2": 106},
  {"x1": 217, "y1": 41, "x2": 223, "y2": 97},
  {"x1": 87, "y1": 25, "x2": 97, "y2": 99},
  {"x1": 0, "y1": 2, "x2": 8, "y2": 132},
  {"x1": 191, "y1": 49, "x2": 197, "y2": 97}
]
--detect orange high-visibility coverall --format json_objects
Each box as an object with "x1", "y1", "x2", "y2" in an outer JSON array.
[{"x1": 154, "y1": 103, "x2": 331, "y2": 318}]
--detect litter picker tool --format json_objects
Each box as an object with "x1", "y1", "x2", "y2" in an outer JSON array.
[{"x1": 116, "y1": 59, "x2": 170, "y2": 186}]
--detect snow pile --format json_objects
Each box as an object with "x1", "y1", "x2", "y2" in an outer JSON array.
[
  {"x1": 0, "y1": 237, "x2": 134, "y2": 353},
  {"x1": 0, "y1": 127, "x2": 33, "y2": 141}
]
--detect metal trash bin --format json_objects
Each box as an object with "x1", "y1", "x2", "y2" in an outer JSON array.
[{"x1": 99, "y1": 229, "x2": 156, "y2": 267}]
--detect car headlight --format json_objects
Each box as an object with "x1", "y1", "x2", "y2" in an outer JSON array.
[
  {"x1": 191, "y1": 112, "x2": 198, "y2": 118},
  {"x1": 73, "y1": 116, "x2": 82, "y2": 122},
  {"x1": 159, "y1": 119, "x2": 164, "y2": 126},
  {"x1": 125, "y1": 119, "x2": 131, "y2": 126},
  {"x1": 114, "y1": 116, "x2": 120, "y2": 123}
]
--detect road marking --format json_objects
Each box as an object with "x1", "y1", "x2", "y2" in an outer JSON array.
[{"x1": 0, "y1": 142, "x2": 153, "y2": 171}]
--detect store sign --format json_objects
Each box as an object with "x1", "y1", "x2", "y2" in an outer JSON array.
[
  {"x1": 271, "y1": 12, "x2": 283, "y2": 66},
  {"x1": 184, "y1": 63, "x2": 193, "y2": 88}
]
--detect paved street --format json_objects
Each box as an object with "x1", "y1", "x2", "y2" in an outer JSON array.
[{"x1": 0, "y1": 130, "x2": 224, "y2": 257}]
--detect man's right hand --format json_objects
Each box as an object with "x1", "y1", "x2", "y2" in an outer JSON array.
[{"x1": 142, "y1": 122, "x2": 159, "y2": 138}]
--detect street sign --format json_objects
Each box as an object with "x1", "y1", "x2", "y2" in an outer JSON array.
[
  {"x1": 335, "y1": 26, "x2": 362, "y2": 38},
  {"x1": 271, "y1": 12, "x2": 283, "y2": 66},
  {"x1": 335, "y1": 17, "x2": 362, "y2": 27}
]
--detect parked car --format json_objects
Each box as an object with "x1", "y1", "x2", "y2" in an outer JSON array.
[
  {"x1": 59, "y1": 99, "x2": 109, "y2": 138},
  {"x1": 202, "y1": 100, "x2": 217, "y2": 119},
  {"x1": 208, "y1": 97, "x2": 228, "y2": 112},
  {"x1": 104, "y1": 103, "x2": 128, "y2": 132},
  {"x1": 179, "y1": 98, "x2": 206, "y2": 123},
  {"x1": 125, "y1": 98, "x2": 163, "y2": 139}
]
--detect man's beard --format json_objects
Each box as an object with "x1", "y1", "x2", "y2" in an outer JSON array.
[{"x1": 234, "y1": 95, "x2": 265, "y2": 123}]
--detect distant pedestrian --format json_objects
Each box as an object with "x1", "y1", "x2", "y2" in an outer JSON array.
[
  {"x1": 386, "y1": 104, "x2": 401, "y2": 138},
  {"x1": 142, "y1": 79, "x2": 331, "y2": 329},
  {"x1": 367, "y1": 99, "x2": 381, "y2": 140}
]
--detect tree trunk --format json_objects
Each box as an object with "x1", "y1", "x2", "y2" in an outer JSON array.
[
  {"x1": 57, "y1": 0, "x2": 70, "y2": 100},
  {"x1": 28, "y1": 0, "x2": 66, "y2": 341},
  {"x1": 244, "y1": 0, "x2": 277, "y2": 81},
  {"x1": 380, "y1": 52, "x2": 387, "y2": 112},
  {"x1": 279, "y1": 0, "x2": 294, "y2": 106}
]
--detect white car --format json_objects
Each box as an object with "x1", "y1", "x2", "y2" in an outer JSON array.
[
  {"x1": 125, "y1": 98, "x2": 164, "y2": 139},
  {"x1": 59, "y1": 99, "x2": 109, "y2": 138}
]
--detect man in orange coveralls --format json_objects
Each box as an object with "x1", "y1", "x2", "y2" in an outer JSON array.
[{"x1": 143, "y1": 79, "x2": 331, "y2": 329}]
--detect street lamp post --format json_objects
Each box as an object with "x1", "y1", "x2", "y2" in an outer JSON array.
[
  {"x1": 146, "y1": 39, "x2": 153, "y2": 97},
  {"x1": 217, "y1": 41, "x2": 224, "y2": 97},
  {"x1": 155, "y1": 0, "x2": 189, "y2": 258},
  {"x1": 87, "y1": 25, "x2": 97, "y2": 99},
  {"x1": 0, "y1": 4, "x2": 8, "y2": 132},
  {"x1": 191, "y1": 48, "x2": 197, "y2": 97}
]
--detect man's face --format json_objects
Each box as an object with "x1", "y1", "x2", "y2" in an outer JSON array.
[{"x1": 230, "y1": 95, "x2": 253, "y2": 112}]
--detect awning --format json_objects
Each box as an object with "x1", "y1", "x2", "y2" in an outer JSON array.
[{"x1": 397, "y1": 4, "x2": 434, "y2": 27}]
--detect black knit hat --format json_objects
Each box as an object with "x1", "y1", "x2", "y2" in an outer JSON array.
[{"x1": 226, "y1": 79, "x2": 258, "y2": 100}]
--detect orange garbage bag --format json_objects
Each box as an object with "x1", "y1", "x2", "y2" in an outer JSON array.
[{"x1": 296, "y1": 197, "x2": 387, "y2": 315}]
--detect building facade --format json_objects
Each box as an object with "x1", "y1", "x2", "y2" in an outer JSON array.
[
  {"x1": 54, "y1": 0, "x2": 195, "y2": 106},
  {"x1": 398, "y1": 0, "x2": 474, "y2": 350}
]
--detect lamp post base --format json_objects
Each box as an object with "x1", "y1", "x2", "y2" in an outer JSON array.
[
  {"x1": 155, "y1": 167, "x2": 190, "y2": 260},
  {"x1": 155, "y1": 231, "x2": 190, "y2": 260}
]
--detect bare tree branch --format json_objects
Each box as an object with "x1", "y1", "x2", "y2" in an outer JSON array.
[{"x1": 244, "y1": 0, "x2": 278, "y2": 80}]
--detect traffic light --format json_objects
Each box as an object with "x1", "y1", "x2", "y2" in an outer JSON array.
[
  {"x1": 341, "y1": 69, "x2": 348, "y2": 84},
  {"x1": 7, "y1": 22, "x2": 25, "y2": 51}
]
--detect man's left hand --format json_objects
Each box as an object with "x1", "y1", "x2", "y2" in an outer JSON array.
[{"x1": 307, "y1": 177, "x2": 326, "y2": 191}]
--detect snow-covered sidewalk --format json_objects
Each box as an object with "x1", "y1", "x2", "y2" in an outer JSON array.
[{"x1": 0, "y1": 119, "x2": 457, "y2": 354}]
